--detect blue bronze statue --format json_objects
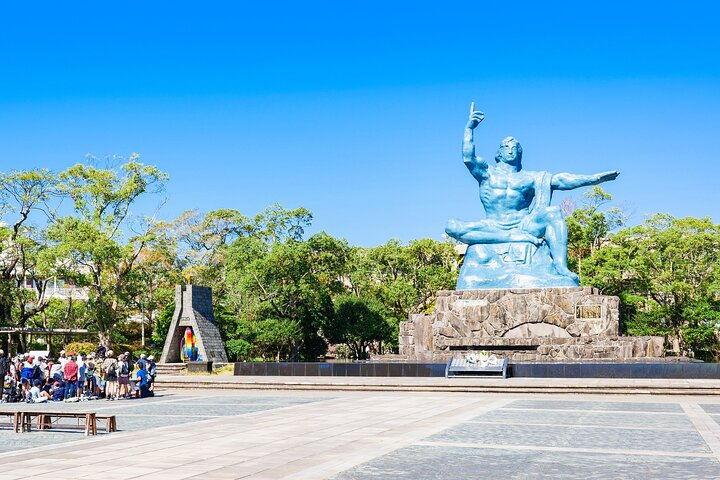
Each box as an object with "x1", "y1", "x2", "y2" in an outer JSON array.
[{"x1": 446, "y1": 104, "x2": 619, "y2": 289}]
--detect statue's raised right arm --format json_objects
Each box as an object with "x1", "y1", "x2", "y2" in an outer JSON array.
[
  {"x1": 551, "y1": 170, "x2": 619, "y2": 191},
  {"x1": 463, "y1": 104, "x2": 488, "y2": 181}
]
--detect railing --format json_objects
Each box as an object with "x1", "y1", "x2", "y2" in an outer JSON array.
[{"x1": 47, "y1": 286, "x2": 89, "y2": 300}]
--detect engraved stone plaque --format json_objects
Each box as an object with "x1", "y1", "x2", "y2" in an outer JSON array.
[{"x1": 575, "y1": 304, "x2": 602, "y2": 319}]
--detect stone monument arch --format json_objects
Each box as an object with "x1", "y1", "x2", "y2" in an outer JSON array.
[{"x1": 160, "y1": 285, "x2": 228, "y2": 363}]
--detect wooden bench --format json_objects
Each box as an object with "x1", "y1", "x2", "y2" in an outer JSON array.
[
  {"x1": 95, "y1": 414, "x2": 117, "y2": 433},
  {"x1": 0, "y1": 411, "x2": 25, "y2": 433},
  {"x1": 33, "y1": 412, "x2": 98, "y2": 436}
]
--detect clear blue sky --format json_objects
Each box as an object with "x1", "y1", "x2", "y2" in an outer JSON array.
[{"x1": 1, "y1": 1, "x2": 718, "y2": 246}]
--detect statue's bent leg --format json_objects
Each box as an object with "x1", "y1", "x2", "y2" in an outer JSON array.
[
  {"x1": 525, "y1": 207, "x2": 579, "y2": 282},
  {"x1": 446, "y1": 219, "x2": 498, "y2": 243},
  {"x1": 446, "y1": 219, "x2": 541, "y2": 246}
]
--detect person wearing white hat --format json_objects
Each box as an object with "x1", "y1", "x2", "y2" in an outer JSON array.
[{"x1": 58, "y1": 350, "x2": 68, "y2": 368}]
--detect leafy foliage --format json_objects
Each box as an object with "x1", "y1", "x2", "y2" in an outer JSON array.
[
  {"x1": 62, "y1": 342, "x2": 98, "y2": 355},
  {"x1": 583, "y1": 214, "x2": 720, "y2": 358},
  {"x1": 348, "y1": 238, "x2": 459, "y2": 326},
  {"x1": 0, "y1": 169, "x2": 60, "y2": 351},
  {"x1": 46, "y1": 156, "x2": 168, "y2": 344},
  {"x1": 222, "y1": 231, "x2": 348, "y2": 361},
  {"x1": 3, "y1": 160, "x2": 717, "y2": 363},
  {"x1": 564, "y1": 187, "x2": 626, "y2": 276},
  {"x1": 323, "y1": 295, "x2": 393, "y2": 359}
]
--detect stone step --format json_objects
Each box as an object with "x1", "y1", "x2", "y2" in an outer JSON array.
[
  {"x1": 156, "y1": 362, "x2": 187, "y2": 375},
  {"x1": 154, "y1": 375, "x2": 720, "y2": 395}
]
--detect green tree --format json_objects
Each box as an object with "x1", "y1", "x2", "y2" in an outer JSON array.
[
  {"x1": 124, "y1": 243, "x2": 182, "y2": 347},
  {"x1": 151, "y1": 302, "x2": 175, "y2": 353},
  {"x1": 323, "y1": 295, "x2": 393, "y2": 359},
  {"x1": 583, "y1": 214, "x2": 720, "y2": 358},
  {"x1": 228, "y1": 317, "x2": 302, "y2": 361},
  {"x1": 347, "y1": 238, "x2": 459, "y2": 328},
  {"x1": 0, "y1": 169, "x2": 61, "y2": 350},
  {"x1": 224, "y1": 230, "x2": 349, "y2": 361},
  {"x1": 46, "y1": 157, "x2": 168, "y2": 347},
  {"x1": 159, "y1": 205, "x2": 313, "y2": 294},
  {"x1": 563, "y1": 187, "x2": 626, "y2": 276},
  {"x1": 154, "y1": 204, "x2": 319, "y2": 361}
]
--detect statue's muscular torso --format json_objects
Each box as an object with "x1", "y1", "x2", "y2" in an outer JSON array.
[{"x1": 478, "y1": 166, "x2": 542, "y2": 222}]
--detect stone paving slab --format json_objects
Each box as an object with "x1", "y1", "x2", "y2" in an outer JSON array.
[
  {"x1": 96, "y1": 403, "x2": 279, "y2": 417},
  {"x1": 0, "y1": 393, "x2": 324, "y2": 454},
  {"x1": 702, "y1": 404, "x2": 720, "y2": 414},
  {"x1": 471, "y1": 408, "x2": 695, "y2": 429},
  {"x1": 505, "y1": 399, "x2": 685, "y2": 412},
  {"x1": 332, "y1": 445, "x2": 720, "y2": 480},
  {"x1": 428, "y1": 421, "x2": 711, "y2": 453},
  {"x1": 1, "y1": 391, "x2": 720, "y2": 479}
]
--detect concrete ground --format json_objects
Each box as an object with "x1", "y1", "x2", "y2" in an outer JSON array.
[{"x1": 1, "y1": 387, "x2": 720, "y2": 479}]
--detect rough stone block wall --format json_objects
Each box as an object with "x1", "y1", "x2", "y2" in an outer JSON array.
[
  {"x1": 398, "y1": 320, "x2": 415, "y2": 357},
  {"x1": 401, "y1": 287, "x2": 664, "y2": 362}
]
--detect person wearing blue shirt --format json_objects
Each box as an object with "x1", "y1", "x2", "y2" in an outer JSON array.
[
  {"x1": 136, "y1": 353, "x2": 148, "y2": 371},
  {"x1": 135, "y1": 364, "x2": 153, "y2": 398},
  {"x1": 51, "y1": 382, "x2": 65, "y2": 402}
]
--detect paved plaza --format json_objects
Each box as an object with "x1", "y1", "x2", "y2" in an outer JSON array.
[{"x1": 1, "y1": 389, "x2": 720, "y2": 479}]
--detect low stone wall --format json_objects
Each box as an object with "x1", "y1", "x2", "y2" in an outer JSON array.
[
  {"x1": 233, "y1": 361, "x2": 446, "y2": 377},
  {"x1": 400, "y1": 287, "x2": 665, "y2": 361},
  {"x1": 226, "y1": 360, "x2": 715, "y2": 379}
]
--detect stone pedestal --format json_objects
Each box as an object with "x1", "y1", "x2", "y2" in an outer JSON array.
[{"x1": 399, "y1": 287, "x2": 664, "y2": 361}]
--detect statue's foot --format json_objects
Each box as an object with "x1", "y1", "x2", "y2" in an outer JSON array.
[
  {"x1": 555, "y1": 267, "x2": 580, "y2": 283},
  {"x1": 518, "y1": 232, "x2": 544, "y2": 247}
]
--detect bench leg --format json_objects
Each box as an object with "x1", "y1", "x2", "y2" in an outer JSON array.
[
  {"x1": 38, "y1": 414, "x2": 51, "y2": 430},
  {"x1": 99, "y1": 416, "x2": 117, "y2": 433}
]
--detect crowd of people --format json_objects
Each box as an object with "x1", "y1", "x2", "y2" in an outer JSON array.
[{"x1": 0, "y1": 347, "x2": 157, "y2": 403}]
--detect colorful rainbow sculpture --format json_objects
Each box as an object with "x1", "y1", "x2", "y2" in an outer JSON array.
[{"x1": 179, "y1": 326, "x2": 199, "y2": 362}]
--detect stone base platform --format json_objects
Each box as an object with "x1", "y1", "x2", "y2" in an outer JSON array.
[{"x1": 399, "y1": 287, "x2": 665, "y2": 362}]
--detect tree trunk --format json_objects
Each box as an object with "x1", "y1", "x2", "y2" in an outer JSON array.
[
  {"x1": 98, "y1": 332, "x2": 112, "y2": 351},
  {"x1": 670, "y1": 336, "x2": 681, "y2": 355}
]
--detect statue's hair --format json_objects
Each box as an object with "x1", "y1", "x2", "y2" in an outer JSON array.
[{"x1": 495, "y1": 136, "x2": 523, "y2": 163}]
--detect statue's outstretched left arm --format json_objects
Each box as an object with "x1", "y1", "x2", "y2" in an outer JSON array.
[{"x1": 551, "y1": 170, "x2": 619, "y2": 190}]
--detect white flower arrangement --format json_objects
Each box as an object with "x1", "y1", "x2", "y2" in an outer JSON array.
[{"x1": 465, "y1": 351, "x2": 502, "y2": 367}]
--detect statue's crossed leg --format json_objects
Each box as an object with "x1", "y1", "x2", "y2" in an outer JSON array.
[{"x1": 446, "y1": 205, "x2": 578, "y2": 282}]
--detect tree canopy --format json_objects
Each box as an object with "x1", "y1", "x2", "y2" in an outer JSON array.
[
  {"x1": 0, "y1": 164, "x2": 718, "y2": 362},
  {"x1": 582, "y1": 214, "x2": 720, "y2": 359}
]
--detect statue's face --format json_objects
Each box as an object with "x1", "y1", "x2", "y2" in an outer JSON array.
[{"x1": 497, "y1": 137, "x2": 522, "y2": 165}]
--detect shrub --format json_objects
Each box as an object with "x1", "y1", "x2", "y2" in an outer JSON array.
[
  {"x1": 111, "y1": 343, "x2": 140, "y2": 356},
  {"x1": 63, "y1": 342, "x2": 97, "y2": 356}
]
